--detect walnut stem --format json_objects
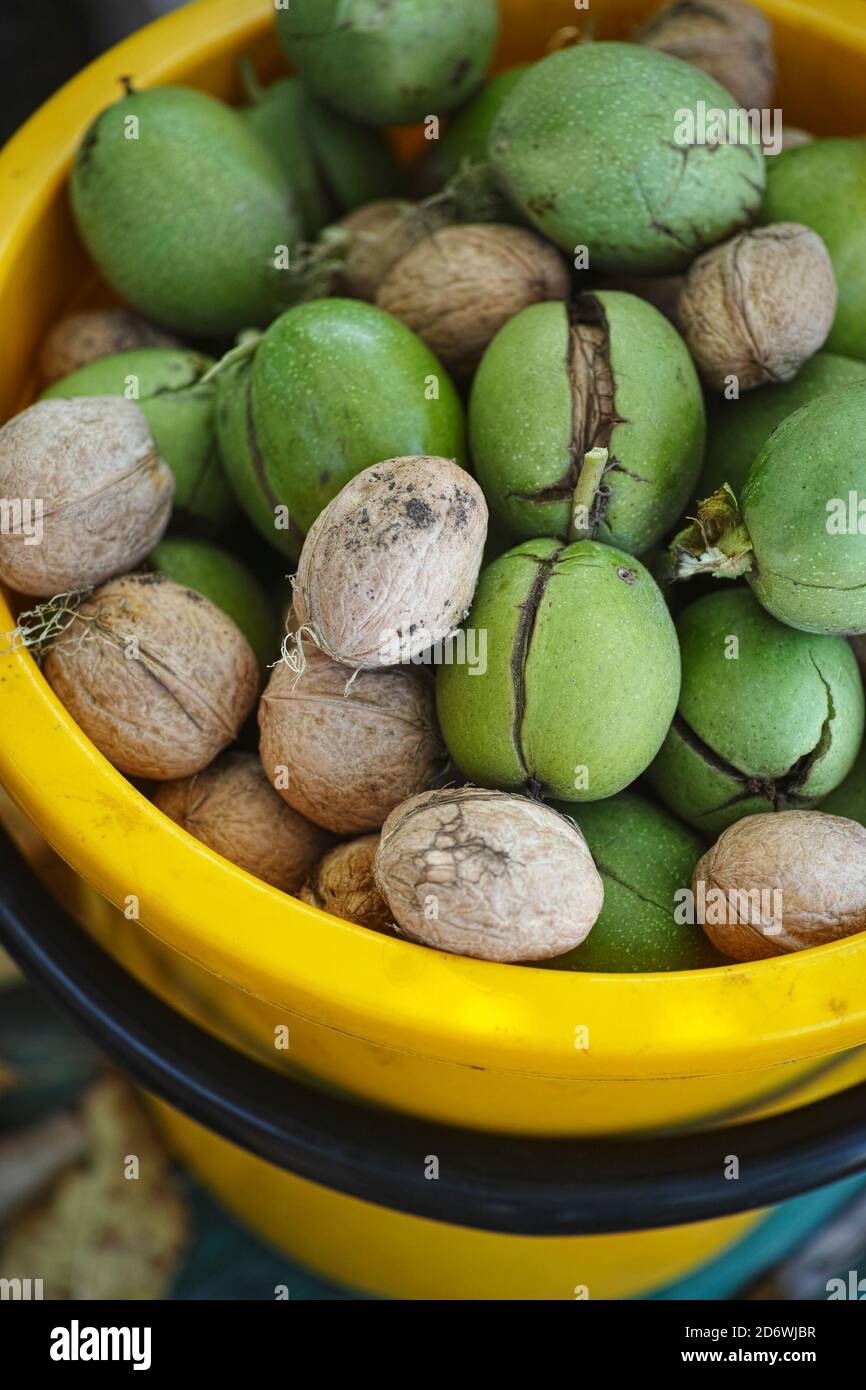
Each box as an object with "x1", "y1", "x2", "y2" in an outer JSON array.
[
  {"x1": 197, "y1": 331, "x2": 263, "y2": 387},
  {"x1": 568, "y1": 446, "x2": 609, "y2": 542}
]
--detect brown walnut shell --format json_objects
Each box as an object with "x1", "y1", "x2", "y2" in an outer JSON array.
[
  {"x1": 153, "y1": 751, "x2": 331, "y2": 894},
  {"x1": 0, "y1": 397, "x2": 174, "y2": 597},
  {"x1": 299, "y1": 835, "x2": 393, "y2": 934},
  {"x1": 635, "y1": 0, "x2": 776, "y2": 110},
  {"x1": 43, "y1": 573, "x2": 259, "y2": 780},
  {"x1": 677, "y1": 223, "x2": 837, "y2": 392},
  {"x1": 259, "y1": 646, "x2": 446, "y2": 835},
  {"x1": 374, "y1": 787, "x2": 604, "y2": 962},
  {"x1": 336, "y1": 199, "x2": 451, "y2": 302},
  {"x1": 293, "y1": 455, "x2": 488, "y2": 670},
  {"x1": 376, "y1": 224, "x2": 570, "y2": 379},
  {"x1": 693, "y1": 810, "x2": 866, "y2": 961},
  {"x1": 39, "y1": 309, "x2": 179, "y2": 384}
]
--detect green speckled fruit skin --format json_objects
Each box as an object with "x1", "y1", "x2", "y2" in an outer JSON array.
[
  {"x1": 276, "y1": 0, "x2": 498, "y2": 126},
  {"x1": 42, "y1": 348, "x2": 234, "y2": 532},
  {"x1": 150, "y1": 537, "x2": 276, "y2": 668},
  {"x1": 649, "y1": 588, "x2": 864, "y2": 836},
  {"x1": 544, "y1": 792, "x2": 721, "y2": 972},
  {"x1": 742, "y1": 381, "x2": 866, "y2": 634},
  {"x1": 490, "y1": 43, "x2": 765, "y2": 273},
  {"x1": 469, "y1": 292, "x2": 706, "y2": 555},
  {"x1": 820, "y1": 739, "x2": 866, "y2": 825},
  {"x1": 216, "y1": 299, "x2": 466, "y2": 557},
  {"x1": 70, "y1": 87, "x2": 300, "y2": 337},
  {"x1": 698, "y1": 352, "x2": 866, "y2": 502},
  {"x1": 761, "y1": 139, "x2": 866, "y2": 360},
  {"x1": 242, "y1": 79, "x2": 399, "y2": 238},
  {"x1": 435, "y1": 538, "x2": 680, "y2": 801}
]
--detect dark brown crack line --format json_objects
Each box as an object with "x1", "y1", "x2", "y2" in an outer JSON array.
[
  {"x1": 507, "y1": 294, "x2": 626, "y2": 529},
  {"x1": 510, "y1": 548, "x2": 563, "y2": 796},
  {"x1": 673, "y1": 690, "x2": 833, "y2": 815}
]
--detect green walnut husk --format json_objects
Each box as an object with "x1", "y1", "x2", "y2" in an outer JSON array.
[
  {"x1": 761, "y1": 139, "x2": 866, "y2": 360},
  {"x1": 544, "y1": 792, "x2": 721, "y2": 973},
  {"x1": 648, "y1": 588, "x2": 864, "y2": 836},
  {"x1": 70, "y1": 86, "x2": 301, "y2": 337},
  {"x1": 216, "y1": 298, "x2": 466, "y2": 559},
  {"x1": 697, "y1": 351, "x2": 866, "y2": 502},
  {"x1": 435, "y1": 538, "x2": 681, "y2": 802},
  {"x1": 42, "y1": 348, "x2": 234, "y2": 532},
  {"x1": 820, "y1": 739, "x2": 866, "y2": 826},
  {"x1": 489, "y1": 41, "x2": 765, "y2": 274},
  {"x1": 414, "y1": 66, "x2": 528, "y2": 206},
  {"x1": 470, "y1": 292, "x2": 706, "y2": 556},
  {"x1": 149, "y1": 537, "x2": 277, "y2": 669},
  {"x1": 240, "y1": 71, "x2": 400, "y2": 239},
  {"x1": 275, "y1": 0, "x2": 498, "y2": 127},
  {"x1": 670, "y1": 382, "x2": 866, "y2": 634}
]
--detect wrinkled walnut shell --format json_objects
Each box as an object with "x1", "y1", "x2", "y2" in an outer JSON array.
[
  {"x1": 259, "y1": 645, "x2": 446, "y2": 834},
  {"x1": 43, "y1": 573, "x2": 259, "y2": 780},
  {"x1": 376, "y1": 224, "x2": 570, "y2": 379},
  {"x1": 0, "y1": 397, "x2": 174, "y2": 597},
  {"x1": 299, "y1": 834, "x2": 393, "y2": 933},
  {"x1": 677, "y1": 224, "x2": 837, "y2": 391},
  {"x1": 154, "y1": 751, "x2": 330, "y2": 893},
  {"x1": 294, "y1": 455, "x2": 488, "y2": 669},
  {"x1": 693, "y1": 810, "x2": 866, "y2": 961},
  {"x1": 635, "y1": 0, "x2": 776, "y2": 110},
  {"x1": 336, "y1": 199, "x2": 451, "y2": 302},
  {"x1": 374, "y1": 787, "x2": 604, "y2": 962},
  {"x1": 39, "y1": 309, "x2": 178, "y2": 384}
]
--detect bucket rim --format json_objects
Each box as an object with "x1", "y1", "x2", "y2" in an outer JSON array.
[{"x1": 3, "y1": 0, "x2": 866, "y2": 1084}]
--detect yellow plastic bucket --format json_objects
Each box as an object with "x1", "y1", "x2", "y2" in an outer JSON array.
[{"x1": 2, "y1": 0, "x2": 866, "y2": 1299}]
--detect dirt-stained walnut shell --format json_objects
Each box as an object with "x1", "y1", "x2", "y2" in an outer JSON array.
[
  {"x1": 39, "y1": 309, "x2": 179, "y2": 384},
  {"x1": 299, "y1": 835, "x2": 393, "y2": 933},
  {"x1": 635, "y1": 0, "x2": 776, "y2": 110},
  {"x1": 336, "y1": 199, "x2": 451, "y2": 302},
  {"x1": 43, "y1": 573, "x2": 259, "y2": 780},
  {"x1": 677, "y1": 224, "x2": 837, "y2": 392},
  {"x1": 376, "y1": 224, "x2": 570, "y2": 379},
  {"x1": 374, "y1": 787, "x2": 604, "y2": 962},
  {"x1": 693, "y1": 810, "x2": 866, "y2": 961},
  {"x1": 0, "y1": 397, "x2": 174, "y2": 597},
  {"x1": 154, "y1": 751, "x2": 330, "y2": 893},
  {"x1": 259, "y1": 645, "x2": 446, "y2": 834},
  {"x1": 294, "y1": 455, "x2": 488, "y2": 669}
]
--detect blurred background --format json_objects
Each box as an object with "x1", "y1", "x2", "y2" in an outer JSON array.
[{"x1": 1, "y1": 0, "x2": 185, "y2": 143}]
